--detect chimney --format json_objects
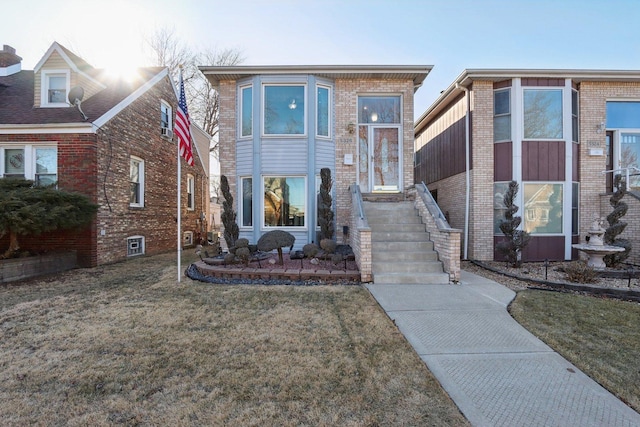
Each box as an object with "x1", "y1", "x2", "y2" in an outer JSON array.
[{"x1": 0, "y1": 45, "x2": 22, "y2": 76}]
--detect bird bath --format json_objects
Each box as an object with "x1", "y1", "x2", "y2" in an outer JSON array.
[{"x1": 572, "y1": 217, "x2": 624, "y2": 269}]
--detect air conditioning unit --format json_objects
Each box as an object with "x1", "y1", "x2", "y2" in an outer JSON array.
[{"x1": 161, "y1": 127, "x2": 173, "y2": 139}]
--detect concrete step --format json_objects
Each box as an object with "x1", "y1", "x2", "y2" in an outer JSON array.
[
  {"x1": 373, "y1": 261, "x2": 444, "y2": 274},
  {"x1": 371, "y1": 240, "x2": 435, "y2": 252},
  {"x1": 367, "y1": 214, "x2": 423, "y2": 225},
  {"x1": 373, "y1": 272, "x2": 450, "y2": 285},
  {"x1": 372, "y1": 250, "x2": 439, "y2": 262},
  {"x1": 368, "y1": 222, "x2": 426, "y2": 233},
  {"x1": 372, "y1": 231, "x2": 432, "y2": 242}
]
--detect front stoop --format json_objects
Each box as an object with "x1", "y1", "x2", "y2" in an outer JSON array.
[{"x1": 364, "y1": 201, "x2": 450, "y2": 284}]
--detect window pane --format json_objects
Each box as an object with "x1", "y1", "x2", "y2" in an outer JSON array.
[
  {"x1": 606, "y1": 102, "x2": 640, "y2": 129},
  {"x1": 4, "y1": 148, "x2": 25, "y2": 177},
  {"x1": 494, "y1": 115, "x2": 511, "y2": 142},
  {"x1": 130, "y1": 160, "x2": 141, "y2": 205},
  {"x1": 317, "y1": 86, "x2": 329, "y2": 137},
  {"x1": 242, "y1": 177, "x2": 253, "y2": 227},
  {"x1": 264, "y1": 177, "x2": 305, "y2": 227},
  {"x1": 494, "y1": 89, "x2": 510, "y2": 115},
  {"x1": 35, "y1": 148, "x2": 57, "y2": 186},
  {"x1": 358, "y1": 96, "x2": 401, "y2": 124},
  {"x1": 523, "y1": 89, "x2": 563, "y2": 139},
  {"x1": 493, "y1": 182, "x2": 510, "y2": 234},
  {"x1": 264, "y1": 85, "x2": 304, "y2": 135},
  {"x1": 572, "y1": 182, "x2": 579, "y2": 235},
  {"x1": 241, "y1": 86, "x2": 252, "y2": 137},
  {"x1": 572, "y1": 91, "x2": 579, "y2": 143},
  {"x1": 523, "y1": 183, "x2": 563, "y2": 234},
  {"x1": 621, "y1": 133, "x2": 640, "y2": 190},
  {"x1": 161, "y1": 103, "x2": 171, "y2": 128},
  {"x1": 48, "y1": 76, "x2": 66, "y2": 103}
]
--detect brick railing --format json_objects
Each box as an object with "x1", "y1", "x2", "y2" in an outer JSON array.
[
  {"x1": 412, "y1": 182, "x2": 462, "y2": 282},
  {"x1": 348, "y1": 184, "x2": 372, "y2": 282}
]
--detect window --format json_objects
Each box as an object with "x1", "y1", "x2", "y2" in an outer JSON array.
[
  {"x1": 317, "y1": 85, "x2": 330, "y2": 137},
  {"x1": 1, "y1": 146, "x2": 57, "y2": 184},
  {"x1": 240, "y1": 177, "x2": 253, "y2": 227},
  {"x1": 127, "y1": 236, "x2": 145, "y2": 256},
  {"x1": 264, "y1": 85, "x2": 305, "y2": 135},
  {"x1": 493, "y1": 182, "x2": 510, "y2": 235},
  {"x1": 572, "y1": 182, "x2": 579, "y2": 235},
  {"x1": 606, "y1": 101, "x2": 640, "y2": 128},
  {"x1": 161, "y1": 101, "x2": 172, "y2": 130},
  {"x1": 129, "y1": 157, "x2": 144, "y2": 207},
  {"x1": 41, "y1": 70, "x2": 70, "y2": 107},
  {"x1": 620, "y1": 133, "x2": 640, "y2": 190},
  {"x1": 494, "y1": 89, "x2": 511, "y2": 142},
  {"x1": 35, "y1": 147, "x2": 57, "y2": 186},
  {"x1": 523, "y1": 183, "x2": 563, "y2": 234},
  {"x1": 187, "y1": 174, "x2": 195, "y2": 210},
  {"x1": 263, "y1": 176, "x2": 306, "y2": 227},
  {"x1": 523, "y1": 89, "x2": 563, "y2": 139},
  {"x1": 358, "y1": 96, "x2": 401, "y2": 124},
  {"x1": 241, "y1": 85, "x2": 253, "y2": 137}
]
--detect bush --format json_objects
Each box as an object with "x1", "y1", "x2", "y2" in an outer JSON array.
[{"x1": 563, "y1": 262, "x2": 598, "y2": 284}]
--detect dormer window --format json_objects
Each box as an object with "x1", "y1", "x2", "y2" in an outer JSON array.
[{"x1": 41, "y1": 70, "x2": 70, "y2": 107}]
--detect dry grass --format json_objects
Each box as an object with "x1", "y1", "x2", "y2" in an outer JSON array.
[
  {"x1": 0, "y1": 251, "x2": 467, "y2": 426},
  {"x1": 509, "y1": 290, "x2": 640, "y2": 412}
]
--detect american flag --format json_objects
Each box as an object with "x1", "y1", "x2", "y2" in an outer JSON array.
[{"x1": 175, "y1": 71, "x2": 194, "y2": 166}]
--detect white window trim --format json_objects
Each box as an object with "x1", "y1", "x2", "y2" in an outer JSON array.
[
  {"x1": 40, "y1": 69, "x2": 71, "y2": 108},
  {"x1": 262, "y1": 175, "x2": 308, "y2": 230},
  {"x1": 127, "y1": 235, "x2": 145, "y2": 257},
  {"x1": 262, "y1": 83, "x2": 308, "y2": 137},
  {"x1": 130, "y1": 156, "x2": 145, "y2": 208},
  {"x1": 186, "y1": 174, "x2": 195, "y2": 211},
  {"x1": 239, "y1": 84, "x2": 253, "y2": 139},
  {"x1": 493, "y1": 88, "x2": 511, "y2": 143},
  {"x1": 1, "y1": 144, "x2": 57, "y2": 181},
  {"x1": 161, "y1": 100, "x2": 173, "y2": 130},
  {"x1": 316, "y1": 84, "x2": 331, "y2": 139},
  {"x1": 239, "y1": 176, "x2": 253, "y2": 229}
]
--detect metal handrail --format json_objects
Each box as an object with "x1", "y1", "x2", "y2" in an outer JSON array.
[
  {"x1": 602, "y1": 167, "x2": 640, "y2": 184},
  {"x1": 417, "y1": 181, "x2": 453, "y2": 230},
  {"x1": 350, "y1": 183, "x2": 366, "y2": 220}
]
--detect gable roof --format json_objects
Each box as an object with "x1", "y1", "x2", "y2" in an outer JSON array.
[
  {"x1": 34, "y1": 41, "x2": 105, "y2": 90},
  {"x1": 199, "y1": 65, "x2": 433, "y2": 92}
]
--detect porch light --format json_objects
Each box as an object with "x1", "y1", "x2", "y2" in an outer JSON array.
[
  {"x1": 347, "y1": 123, "x2": 355, "y2": 134},
  {"x1": 597, "y1": 121, "x2": 606, "y2": 133},
  {"x1": 370, "y1": 112, "x2": 378, "y2": 122}
]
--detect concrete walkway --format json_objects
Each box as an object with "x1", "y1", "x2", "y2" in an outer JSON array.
[{"x1": 366, "y1": 270, "x2": 640, "y2": 427}]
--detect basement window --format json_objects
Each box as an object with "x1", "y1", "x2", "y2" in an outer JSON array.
[{"x1": 127, "y1": 236, "x2": 145, "y2": 256}]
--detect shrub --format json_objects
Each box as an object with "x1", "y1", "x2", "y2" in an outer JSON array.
[
  {"x1": 220, "y1": 175, "x2": 239, "y2": 249},
  {"x1": 563, "y1": 262, "x2": 598, "y2": 284},
  {"x1": 604, "y1": 174, "x2": 631, "y2": 267},
  {"x1": 496, "y1": 181, "x2": 530, "y2": 267}
]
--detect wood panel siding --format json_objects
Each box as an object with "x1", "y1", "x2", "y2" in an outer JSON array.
[
  {"x1": 494, "y1": 142, "x2": 513, "y2": 181},
  {"x1": 573, "y1": 142, "x2": 580, "y2": 182},
  {"x1": 522, "y1": 140, "x2": 565, "y2": 181},
  {"x1": 414, "y1": 116, "x2": 467, "y2": 185},
  {"x1": 521, "y1": 78, "x2": 565, "y2": 87},
  {"x1": 494, "y1": 235, "x2": 566, "y2": 261},
  {"x1": 493, "y1": 80, "x2": 512, "y2": 89}
]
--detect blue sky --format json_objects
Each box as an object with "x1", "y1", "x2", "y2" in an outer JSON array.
[{"x1": 3, "y1": 0, "x2": 640, "y2": 115}]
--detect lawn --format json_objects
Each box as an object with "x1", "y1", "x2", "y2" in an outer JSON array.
[
  {"x1": 0, "y1": 252, "x2": 468, "y2": 426},
  {"x1": 509, "y1": 289, "x2": 640, "y2": 413}
]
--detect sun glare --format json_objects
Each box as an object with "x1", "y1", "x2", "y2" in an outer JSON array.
[{"x1": 104, "y1": 63, "x2": 141, "y2": 83}]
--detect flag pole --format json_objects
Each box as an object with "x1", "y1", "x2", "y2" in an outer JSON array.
[{"x1": 177, "y1": 67, "x2": 183, "y2": 283}]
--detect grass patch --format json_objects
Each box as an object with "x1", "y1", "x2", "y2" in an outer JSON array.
[
  {"x1": 0, "y1": 252, "x2": 467, "y2": 426},
  {"x1": 509, "y1": 290, "x2": 640, "y2": 412}
]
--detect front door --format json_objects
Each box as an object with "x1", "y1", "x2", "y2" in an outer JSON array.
[{"x1": 358, "y1": 126, "x2": 400, "y2": 192}]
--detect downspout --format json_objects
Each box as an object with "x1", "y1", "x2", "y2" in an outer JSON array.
[{"x1": 455, "y1": 83, "x2": 470, "y2": 260}]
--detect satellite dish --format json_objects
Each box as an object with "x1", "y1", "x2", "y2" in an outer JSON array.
[{"x1": 68, "y1": 86, "x2": 88, "y2": 121}]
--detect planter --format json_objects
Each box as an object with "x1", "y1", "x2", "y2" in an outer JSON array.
[{"x1": 0, "y1": 251, "x2": 77, "y2": 284}]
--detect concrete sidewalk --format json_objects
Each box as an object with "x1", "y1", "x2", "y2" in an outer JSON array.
[{"x1": 366, "y1": 270, "x2": 640, "y2": 427}]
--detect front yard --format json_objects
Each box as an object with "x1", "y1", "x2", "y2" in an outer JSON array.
[{"x1": 0, "y1": 252, "x2": 467, "y2": 426}]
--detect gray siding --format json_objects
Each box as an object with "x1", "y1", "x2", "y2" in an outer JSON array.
[
  {"x1": 316, "y1": 139, "x2": 335, "y2": 172},
  {"x1": 261, "y1": 140, "x2": 307, "y2": 174},
  {"x1": 236, "y1": 140, "x2": 253, "y2": 175}
]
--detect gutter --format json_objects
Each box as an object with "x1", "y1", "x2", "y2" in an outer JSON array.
[{"x1": 455, "y1": 83, "x2": 471, "y2": 260}]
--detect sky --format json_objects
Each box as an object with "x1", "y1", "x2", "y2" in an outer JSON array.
[{"x1": 3, "y1": 0, "x2": 640, "y2": 117}]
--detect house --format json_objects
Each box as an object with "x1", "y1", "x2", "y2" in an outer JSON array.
[
  {"x1": 415, "y1": 69, "x2": 640, "y2": 264},
  {"x1": 199, "y1": 65, "x2": 434, "y2": 276},
  {"x1": 0, "y1": 42, "x2": 209, "y2": 267}
]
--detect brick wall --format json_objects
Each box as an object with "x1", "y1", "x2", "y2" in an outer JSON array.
[{"x1": 216, "y1": 80, "x2": 237, "y2": 250}]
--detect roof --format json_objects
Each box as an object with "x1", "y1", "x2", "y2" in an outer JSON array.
[
  {"x1": 415, "y1": 68, "x2": 640, "y2": 134},
  {"x1": 199, "y1": 65, "x2": 433, "y2": 91}
]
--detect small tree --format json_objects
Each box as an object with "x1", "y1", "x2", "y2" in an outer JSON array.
[
  {"x1": 220, "y1": 175, "x2": 239, "y2": 249},
  {"x1": 318, "y1": 168, "x2": 334, "y2": 241},
  {"x1": 496, "y1": 181, "x2": 531, "y2": 267},
  {"x1": 604, "y1": 174, "x2": 631, "y2": 267},
  {"x1": 0, "y1": 179, "x2": 98, "y2": 258}
]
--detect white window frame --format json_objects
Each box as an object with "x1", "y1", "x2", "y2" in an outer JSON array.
[
  {"x1": 262, "y1": 83, "x2": 307, "y2": 137},
  {"x1": 161, "y1": 100, "x2": 172, "y2": 130},
  {"x1": 127, "y1": 235, "x2": 145, "y2": 257},
  {"x1": 40, "y1": 69, "x2": 70, "y2": 107},
  {"x1": 493, "y1": 88, "x2": 511, "y2": 143},
  {"x1": 316, "y1": 84, "x2": 331, "y2": 139},
  {"x1": 186, "y1": 174, "x2": 195, "y2": 211},
  {"x1": 239, "y1": 176, "x2": 253, "y2": 229},
  {"x1": 129, "y1": 156, "x2": 145, "y2": 208},
  {"x1": 1, "y1": 144, "x2": 57, "y2": 183},
  {"x1": 239, "y1": 84, "x2": 253, "y2": 139},
  {"x1": 262, "y1": 175, "x2": 307, "y2": 229}
]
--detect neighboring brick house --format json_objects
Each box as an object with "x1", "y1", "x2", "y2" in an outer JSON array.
[
  {"x1": 0, "y1": 42, "x2": 209, "y2": 267},
  {"x1": 415, "y1": 69, "x2": 640, "y2": 264},
  {"x1": 199, "y1": 65, "x2": 431, "y2": 266}
]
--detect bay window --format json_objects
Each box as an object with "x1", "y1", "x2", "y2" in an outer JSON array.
[
  {"x1": 317, "y1": 85, "x2": 330, "y2": 137},
  {"x1": 241, "y1": 176, "x2": 253, "y2": 227},
  {"x1": 523, "y1": 89, "x2": 563, "y2": 139},
  {"x1": 263, "y1": 85, "x2": 305, "y2": 135},
  {"x1": 263, "y1": 176, "x2": 306, "y2": 227},
  {"x1": 240, "y1": 85, "x2": 253, "y2": 137}
]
